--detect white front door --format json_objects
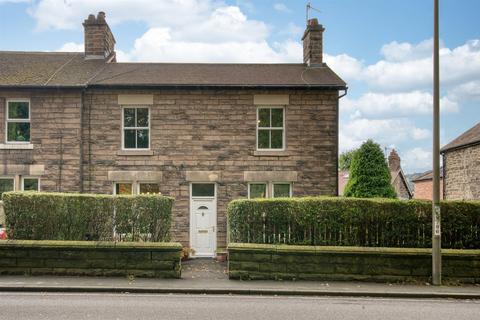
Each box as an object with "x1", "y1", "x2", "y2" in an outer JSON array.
[{"x1": 190, "y1": 183, "x2": 216, "y2": 257}]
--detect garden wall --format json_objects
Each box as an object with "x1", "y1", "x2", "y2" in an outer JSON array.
[
  {"x1": 0, "y1": 240, "x2": 182, "y2": 278},
  {"x1": 228, "y1": 243, "x2": 480, "y2": 283}
]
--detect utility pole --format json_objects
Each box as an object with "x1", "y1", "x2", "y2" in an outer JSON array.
[{"x1": 432, "y1": 0, "x2": 442, "y2": 286}]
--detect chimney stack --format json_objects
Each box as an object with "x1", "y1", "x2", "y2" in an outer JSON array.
[
  {"x1": 388, "y1": 149, "x2": 401, "y2": 172},
  {"x1": 302, "y1": 18, "x2": 325, "y2": 66},
  {"x1": 83, "y1": 12, "x2": 116, "y2": 61}
]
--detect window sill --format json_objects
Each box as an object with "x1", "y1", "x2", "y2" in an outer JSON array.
[
  {"x1": 117, "y1": 150, "x2": 154, "y2": 156},
  {"x1": 0, "y1": 143, "x2": 34, "y2": 150},
  {"x1": 253, "y1": 150, "x2": 290, "y2": 157}
]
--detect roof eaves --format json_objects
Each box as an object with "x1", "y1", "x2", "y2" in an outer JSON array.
[{"x1": 440, "y1": 139, "x2": 480, "y2": 154}]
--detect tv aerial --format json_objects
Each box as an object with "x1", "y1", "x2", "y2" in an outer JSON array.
[{"x1": 306, "y1": 2, "x2": 321, "y2": 23}]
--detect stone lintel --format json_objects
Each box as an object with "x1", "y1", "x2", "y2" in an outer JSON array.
[
  {"x1": 243, "y1": 171, "x2": 298, "y2": 182},
  {"x1": 0, "y1": 164, "x2": 45, "y2": 176},
  {"x1": 253, "y1": 94, "x2": 289, "y2": 106},
  {"x1": 118, "y1": 94, "x2": 154, "y2": 105},
  {"x1": 107, "y1": 171, "x2": 162, "y2": 182},
  {"x1": 185, "y1": 171, "x2": 221, "y2": 182}
]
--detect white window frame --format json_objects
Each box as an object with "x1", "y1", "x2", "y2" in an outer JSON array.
[
  {"x1": 121, "y1": 106, "x2": 151, "y2": 150},
  {"x1": 256, "y1": 106, "x2": 285, "y2": 151},
  {"x1": 190, "y1": 183, "x2": 216, "y2": 199},
  {"x1": 113, "y1": 182, "x2": 134, "y2": 195},
  {"x1": 6, "y1": 99, "x2": 31, "y2": 144},
  {"x1": 21, "y1": 176, "x2": 40, "y2": 191},
  {"x1": 248, "y1": 182, "x2": 269, "y2": 199},
  {"x1": 272, "y1": 182, "x2": 293, "y2": 198},
  {"x1": 248, "y1": 182, "x2": 293, "y2": 199},
  {"x1": 0, "y1": 176, "x2": 15, "y2": 194},
  {"x1": 136, "y1": 182, "x2": 161, "y2": 194}
]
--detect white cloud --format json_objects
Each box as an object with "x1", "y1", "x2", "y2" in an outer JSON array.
[
  {"x1": 0, "y1": 0, "x2": 30, "y2": 3},
  {"x1": 339, "y1": 118, "x2": 431, "y2": 152},
  {"x1": 402, "y1": 147, "x2": 433, "y2": 173},
  {"x1": 273, "y1": 3, "x2": 291, "y2": 13},
  {"x1": 324, "y1": 53, "x2": 364, "y2": 82},
  {"x1": 341, "y1": 91, "x2": 459, "y2": 117},
  {"x1": 57, "y1": 42, "x2": 83, "y2": 52},
  {"x1": 447, "y1": 80, "x2": 480, "y2": 102},
  {"x1": 364, "y1": 39, "x2": 480, "y2": 92}
]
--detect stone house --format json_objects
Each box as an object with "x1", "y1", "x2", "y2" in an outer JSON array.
[
  {"x1": 441, "y1": 122, "x2": 480, "y2": 200},
  {"x1": 0, "y1": 13, "x2": 346, "y2": 255},
  {"x1": 338, "y1": 149, "x2": 412, "y2": 199}
]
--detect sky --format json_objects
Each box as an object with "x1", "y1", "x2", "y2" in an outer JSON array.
[{"x1": 0, "y1": 0, "x2": 479, "y2": 174}]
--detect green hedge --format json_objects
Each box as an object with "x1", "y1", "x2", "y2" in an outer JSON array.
[
  {"x1": 3, "y1": 192, "x2": 174, "y2": 242},
  {"x1": 227, "y1": 197, "x2": 480, "y2": 249}
]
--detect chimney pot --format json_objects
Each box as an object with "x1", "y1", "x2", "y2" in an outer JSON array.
[{"x1": 97, "y1": 11, "x2": 106, "y2": 22}]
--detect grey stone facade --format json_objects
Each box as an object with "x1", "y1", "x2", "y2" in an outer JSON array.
[{"x1": 443, "y1": 144, "x2": 480, "y2": 200}]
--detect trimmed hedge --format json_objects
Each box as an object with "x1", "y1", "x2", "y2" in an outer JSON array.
[
  {"x1": 227, "y1": 197, "x2": 480, "y2": 249},
  {"x1": 3, "y1": 192, "x2": 174, "y2": 242}
]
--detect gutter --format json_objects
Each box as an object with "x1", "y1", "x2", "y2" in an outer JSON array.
[{"x1": 79, "y1": 89, "x2": 85, "y2": 193}]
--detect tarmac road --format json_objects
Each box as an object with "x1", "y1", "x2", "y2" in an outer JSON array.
[{"x1": 0, "y1": 292, "x2": 479, "y2": 320}]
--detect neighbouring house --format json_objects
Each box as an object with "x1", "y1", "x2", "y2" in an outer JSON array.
[
  {"x1": 0, "y1": 13, "x2": 346, "y2": 255},
  {"x1": 411, "y1": 169, "x2": 444, "y2": 200},
  {"x1": 338, "y1": 149, "x2": 412, "y2": 199},
  {"x1": 441, "y1": 122, "x2": 480, "y2": 200}
]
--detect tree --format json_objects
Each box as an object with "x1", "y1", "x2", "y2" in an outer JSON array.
[
  {"x1": 343, "y1": 140, "x2": 396, "y2": 198},
  {"x1": 339, "y1": 149, "x2": 357, "y2": 171}
]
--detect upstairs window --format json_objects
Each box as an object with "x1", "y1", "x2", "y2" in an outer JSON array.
[
  {"x1": 122, "y1": 107, "x2": 149, "y2": 149},
  {"x1": 257, "y1": 107, "x2": 284, "y2": 150},
  {"x1": 7, "y1": 100, "x2": 30, "y2": 143}
]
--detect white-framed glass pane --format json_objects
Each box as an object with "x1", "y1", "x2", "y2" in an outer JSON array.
[
  {"x1": 258, "y1": 108, "x2": 270, "y2": 127},
  {"x1": 115, "y1": 183, "x2": 132, "y2": 195},
  {"x1": 273, "y1": 183, "x2": 291, "y2": 198},
  {"x1": 249, "y1": 183, "x2": 267, "y2": 199},
  {"x1": 139, "y1": 183, "x2": 160, "y2": 194},
  {"x1": 124, "y1": 108, "x2": 135, "y2": 127},
  {"x1": 0, "y1": 178, "x2": 14, "y2": 198},
  {"x1": 257, "y1": 130, "x2": 270, "y2": 149},
  {"x1": 271, "y1": 130, "x2": 283, "y2": 149},
  {"x1": 124, "y1": 129, "x2": 136, "y2": 148},
  {"x1": 7, "y1": 122, "x2": 30, "y2": 142},
  {"x1": 136, "y1": 108, "x2": 149, "y2": 127},
  {"x1": 271, "y1": 108, "x2": 283, "y2": 127},
  {"x1": 8, "y1": 101, "x2": 29, "y2": 119},
  {"x1": 192, "y1": 183, "x2": 215, "y2": 197},
  {"x1": 137, "y1": 129, "x2": 149, "y2": 148},
  {"x1": 23, "y1": 178, "x2": 39, "y2": 191}
]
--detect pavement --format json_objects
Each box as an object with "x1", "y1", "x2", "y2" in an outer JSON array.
[{"x1": 1, "y1": 258, "x2": 479, "y2": 299}]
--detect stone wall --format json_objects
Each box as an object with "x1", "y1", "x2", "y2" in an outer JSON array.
[
  {"x1": 0, "y1": 240, "x2": 182, "y2": 278},
  {"x1": 228, "y1": 243, "x2": 480, "y2": 283},
  {"x1": 444, "y1": 144, "x2": 480, "y2": 200},
  {"x1": 392, "y1": 174, "x2": 411, "y2": 199},
  {"x1": 83, "y1": 88, "x2": 339, "y2": 247},
  {"x1": 0, "y1": 90, "x2": 83, "y2": 192}
]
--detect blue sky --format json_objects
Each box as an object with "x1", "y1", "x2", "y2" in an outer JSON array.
[{"x1": 1, "y1": 0, "x2": 479, "y2": 173}]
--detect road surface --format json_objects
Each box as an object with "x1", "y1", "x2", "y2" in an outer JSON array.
[{"x1": 0, "y1": 292, "x2": 479, "y2": 320}]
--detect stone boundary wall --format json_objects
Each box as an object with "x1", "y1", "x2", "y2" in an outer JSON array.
[
  {"x1": 228, "y1": 243, "x2": 480, "y2": 283},
  {"x1": 0, "y1": 240, "x2": 182, "y2": 278}
]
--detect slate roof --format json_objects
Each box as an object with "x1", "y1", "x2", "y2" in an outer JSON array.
[
  {"x1": 411, "y1": 168, "x2": 444, "y2": 182},
  {"x1": 441, "y1": 122, "x2": 480, "y2": 153},
  {"x1": 0, "y1": 52, "x2": 105, "y2": 87},
  {"x1": 0, "y1": 51, "x2": 346, "y2": 89}
]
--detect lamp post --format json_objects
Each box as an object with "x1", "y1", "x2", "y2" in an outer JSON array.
[{"x1": 432, "y1": 0, "x2": 442, "y2": 286}]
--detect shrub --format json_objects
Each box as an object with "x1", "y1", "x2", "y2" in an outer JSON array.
[
  {"x1": 227, "y1": 197, "x2": 480, "y2": 249},
  {"x1": 3, "y1": 192, "x2": 174, "y2": 242},
  {"x1": 344, "y1": 140, "x2": 396, "y2": 198}
]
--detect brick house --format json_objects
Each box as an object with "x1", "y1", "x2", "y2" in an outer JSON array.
[
  {"x1": 0, "y1": 12, "x2": 346, "y2": 255},
  {"x1": 411, "y1": 169, "x2": 444, "y2": 200},
  {"x1": 338, "y1": 149, "x2": 412, "y2": 199},
  {"x1": 441, "y1": 122, "x2": 480, "y2": 200}
]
